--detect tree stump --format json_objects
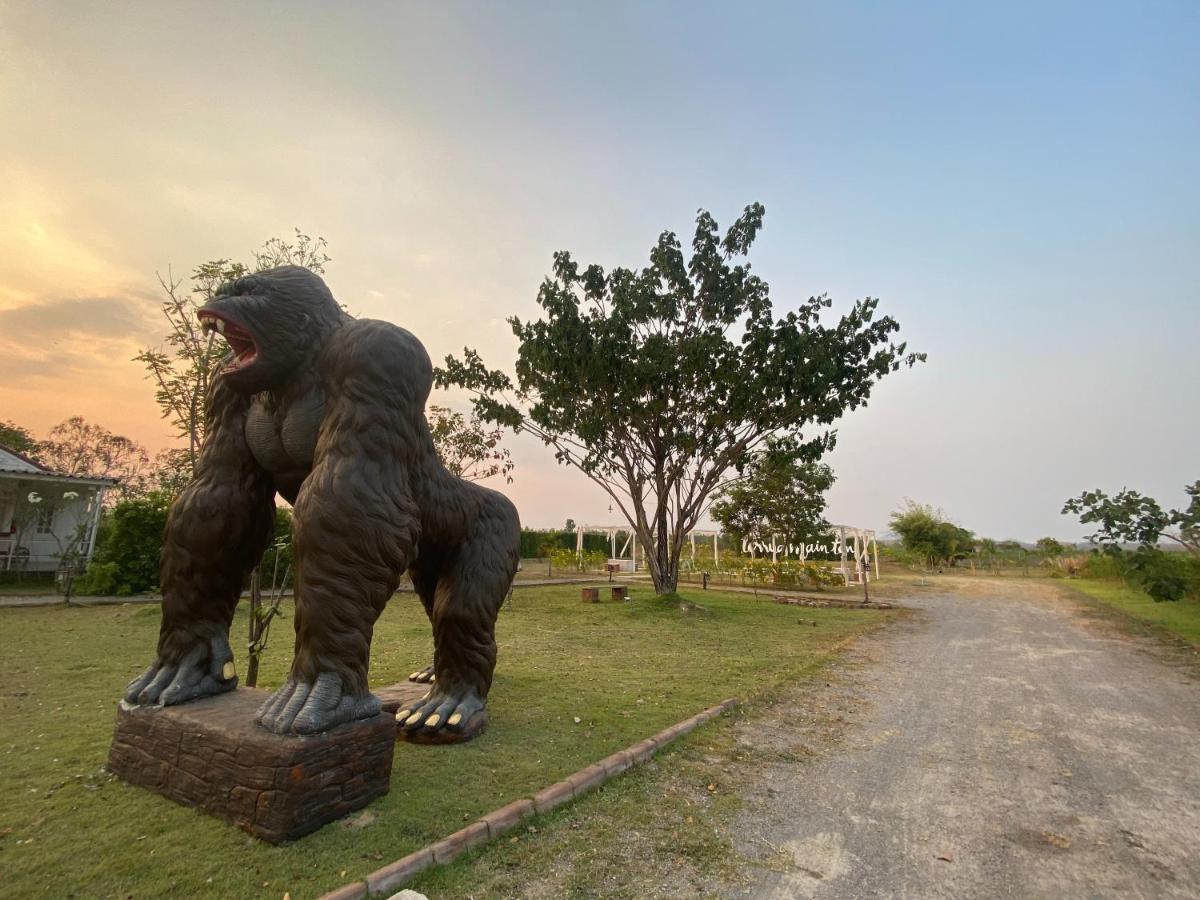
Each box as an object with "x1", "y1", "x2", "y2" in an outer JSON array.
[
  {"x1": 611, "y1": 586, "x2": 629, "y2": 601},
  {"x1": 581, "y1": 587, "x2": 600, "y2": 603}
]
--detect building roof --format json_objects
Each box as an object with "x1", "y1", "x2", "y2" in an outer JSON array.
[
  {"x1": 0, "y1": 445, "x2": 116, "y2": 486},
  {"x1": 0, "y1": 445, "x2": 49, "y2": 474}
]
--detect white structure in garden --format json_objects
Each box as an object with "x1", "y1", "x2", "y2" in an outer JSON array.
[
  {"x1": 0, "y1": 445, "x2": 113, "y2": 573},
  {"x1": 743, "y1": 525, "x2": 880, "y2": 584},
  {"x1": 572, "y1": 520, "x2": 876, "y2": 586}
]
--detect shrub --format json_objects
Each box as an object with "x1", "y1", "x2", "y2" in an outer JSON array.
[
  {"x1": 1081, "y1": 551, "x2": 1126, "y2": 581},
  {"x1": 78, "y1": 493, "x2": 171, "y2": 595},
  {"x1": 547, "y1": 547, "x2": 607, "y2": 572},
  {"x1": 1126, "y1": 548, "x2": 1193, "y2": 603},
  {"x1": 75, "y1": 561, "x2": 121, "y2": 596}
]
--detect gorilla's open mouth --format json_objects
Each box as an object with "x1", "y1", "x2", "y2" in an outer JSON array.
[{"x1": 198, "y1": 309, "x2": 259, "y2": 373}]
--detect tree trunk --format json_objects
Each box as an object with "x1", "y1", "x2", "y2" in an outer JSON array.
[
  {"x1": 245, "y1": 569, "x2": 262, "y2": 688},
  {"x1": 650, "y1": 562, "x2": 678, "y2": 594},
  {"x1": 647, "y1": 539, "x2": 682, "y2": 594}
]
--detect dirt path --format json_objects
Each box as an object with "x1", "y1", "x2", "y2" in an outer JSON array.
[{"x1": 734, "y1": 579, "x2": 1200, "y2": 898}]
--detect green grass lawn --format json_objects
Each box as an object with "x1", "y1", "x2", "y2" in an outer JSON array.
[
  {"x1": 1069, "y1": 577, "x2": 1200, "y2": 646},
  {"x1": 0, "y1": 583, "x2": 893, "y2": 899},
  {"x1": 0, "y1": 578, "x2": 58, "y2": 596}
]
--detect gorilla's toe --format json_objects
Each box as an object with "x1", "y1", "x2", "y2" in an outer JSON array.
[
  {"x1": 407, "y1": 664, "x2": 436, "y2": 684},
  {"x1": 255, "y1": 672, "x2": 380, "y2": 734},
  {"x1": 396, "y1": 684, "x2": 487, "y2": 743},
  {"x1": 123, "y1": 635, "x2": 237, "y2": 707}
]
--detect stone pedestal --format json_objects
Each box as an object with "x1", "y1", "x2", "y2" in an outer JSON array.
[{"x1": 107, "y1": 688, "x2": 395, "y2": 843}]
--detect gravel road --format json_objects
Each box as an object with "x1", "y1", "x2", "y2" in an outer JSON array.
[{"x1": 737, "y1": 580, "x2": 1200, "y2": 899}]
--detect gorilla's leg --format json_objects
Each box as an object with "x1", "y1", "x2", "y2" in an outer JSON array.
[
  {"x1": 257, "y1": 437, "x2": 421, "y2": 735},
  {"x1": 125, "y1": 385, "x2": 274, "y2": 707},
  {"x1": 397, "y1": 495, "x2": 519, "y2": 741},
  {"x1": 406, "y1": 551, "x2": 440, "y2": 684}
]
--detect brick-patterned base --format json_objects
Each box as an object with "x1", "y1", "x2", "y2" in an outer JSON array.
[{"x1": 107, "y1": 688, "x2": 395, "y2": 844}]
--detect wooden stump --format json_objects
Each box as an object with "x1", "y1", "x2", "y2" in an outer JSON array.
[
  {"x1": 107, "y1": 688, "x2": 395, "y2": 844},
  {"x1": 581, "y1": 587, "x2": 600, "y2": 603},
  {"x1": 611, "y1": 586, "x2": 629, "y2": 601}
]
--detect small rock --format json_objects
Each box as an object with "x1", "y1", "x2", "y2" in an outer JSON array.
[
  {"x1": 386, "y1": 891, "x2": 430, "y2": 900},
  {"x1": 1044, "y1": 832, "x2": 1071, "y2": 849}
]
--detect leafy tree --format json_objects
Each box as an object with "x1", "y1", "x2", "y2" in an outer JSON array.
[
  {"x1": 1035, "y1": 537, "x2": 1065, "y2": 559},
  {"x1": 710, "y1": 448, "x2": 835, "y2": 549},
  {"x1": 427, "y1": 405, "x2": 514, "y2": 482},
  {"x1": 35, "y1": 417, "x2": 151, "y2": 500},
  {"x1": 1062, "y1": 481, "x2": 1199, "y2": 555},
  {"x1": 889, "y1": 501, "x2": 974, "y2": 569},
  {"x1": 136, "y1": 229, "x2": 330, "y2": 479},
  {"x1": 565, "y1": 518, "x2": 576, "y2": 533},
  {"x1": 1065, "y1": 482, "x2": 1200, "y2": 601},
  {"x1": 0, "y1": 420, "x2": 39, "y2": 455},
  {"x1": 438, "y1": 203, "x2": 923, "y2": 593}
]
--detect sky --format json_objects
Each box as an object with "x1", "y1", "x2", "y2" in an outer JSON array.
[{"x1": 1, "y1": 1, "x2": 1196, "y2": 541}]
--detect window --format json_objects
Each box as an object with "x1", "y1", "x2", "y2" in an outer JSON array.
[{"x1": 35, "y1": 502, "x2": 56, "y2": 534}]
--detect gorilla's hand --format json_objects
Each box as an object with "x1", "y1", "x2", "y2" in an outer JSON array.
[
  {"x1": 256, "y1": 672, "x2": 381, "y2": 734},
  {"x1": 124, "y1": 630, "x2": 238, "y2": 707}
]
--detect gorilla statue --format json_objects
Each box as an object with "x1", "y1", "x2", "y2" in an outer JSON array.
[{"x1": 123, "y1": 266, "x2": 520, "y2": 741}]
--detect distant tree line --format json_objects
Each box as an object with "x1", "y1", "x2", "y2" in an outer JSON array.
[{"x1": 888, "y1": 501, "x2": 1070, "y2": 574}]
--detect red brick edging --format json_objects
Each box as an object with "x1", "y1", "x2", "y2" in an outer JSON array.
[{"x1": 318, "y1": 697, "x2": 739, "y2": 899}]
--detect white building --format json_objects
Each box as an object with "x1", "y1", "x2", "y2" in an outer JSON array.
[{"x1": 0, "y1": 445, "x2": 113, "y2": 574}]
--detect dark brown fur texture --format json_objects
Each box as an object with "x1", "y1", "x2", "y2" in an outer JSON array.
[{"x1": 124, "y1": 266, "x2": 521, "y2": 738}]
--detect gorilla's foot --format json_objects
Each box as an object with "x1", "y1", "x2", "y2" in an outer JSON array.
[
  {"x1": 407, "y1": 664, "x2": 436, "y2": 684},
  {"x1": 395, "y1": 684, "x2": 487, "y2": 744},
  {"x1": 256, "y1": 671, "x2": 381, "y2": 735},
  {"x1": 124, "y1": 633, "x2": 237, "y2": 707}
]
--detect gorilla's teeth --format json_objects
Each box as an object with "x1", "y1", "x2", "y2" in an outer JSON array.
[{"x1": 215, "y1": 318, "x2": 226, "y2": 334}]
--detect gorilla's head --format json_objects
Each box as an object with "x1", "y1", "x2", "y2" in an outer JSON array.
[{"x1": 199, "y1": 266, "x2": 347, "y2": 394}]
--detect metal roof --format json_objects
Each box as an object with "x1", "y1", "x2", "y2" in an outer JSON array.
[{"x1": 0, "y1": 445, "x2": 117, "y2": 485}]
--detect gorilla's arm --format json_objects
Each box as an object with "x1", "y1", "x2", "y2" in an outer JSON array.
[
  {"x1": 125, "y1": 378, "x2": 275, "y2": 706},
  {"x1": 256, "y1": 320, "x2": 426, "y2": 734}
]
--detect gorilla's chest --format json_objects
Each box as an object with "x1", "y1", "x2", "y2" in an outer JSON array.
[{"x1": 245, "y1": 389, "x2": 324, "y2": 478}]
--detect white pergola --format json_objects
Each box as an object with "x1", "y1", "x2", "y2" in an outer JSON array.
[
  {"x1": 688, "y1": 529, "x2": 720, "y2": 566},
  {"x1": 573, "y1": 525, "x2": 720, "y2": 570},
  {"x1": 832, "y1": 525, "x2": 880, "y2": 585},
  {"x1": 575, "y1": 523, "x2": 640, "y2": 569}
]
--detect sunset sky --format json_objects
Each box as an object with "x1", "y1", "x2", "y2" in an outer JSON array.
[{"x1": 1, "y1": 1, "x2": 1197, "y2": 539}]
